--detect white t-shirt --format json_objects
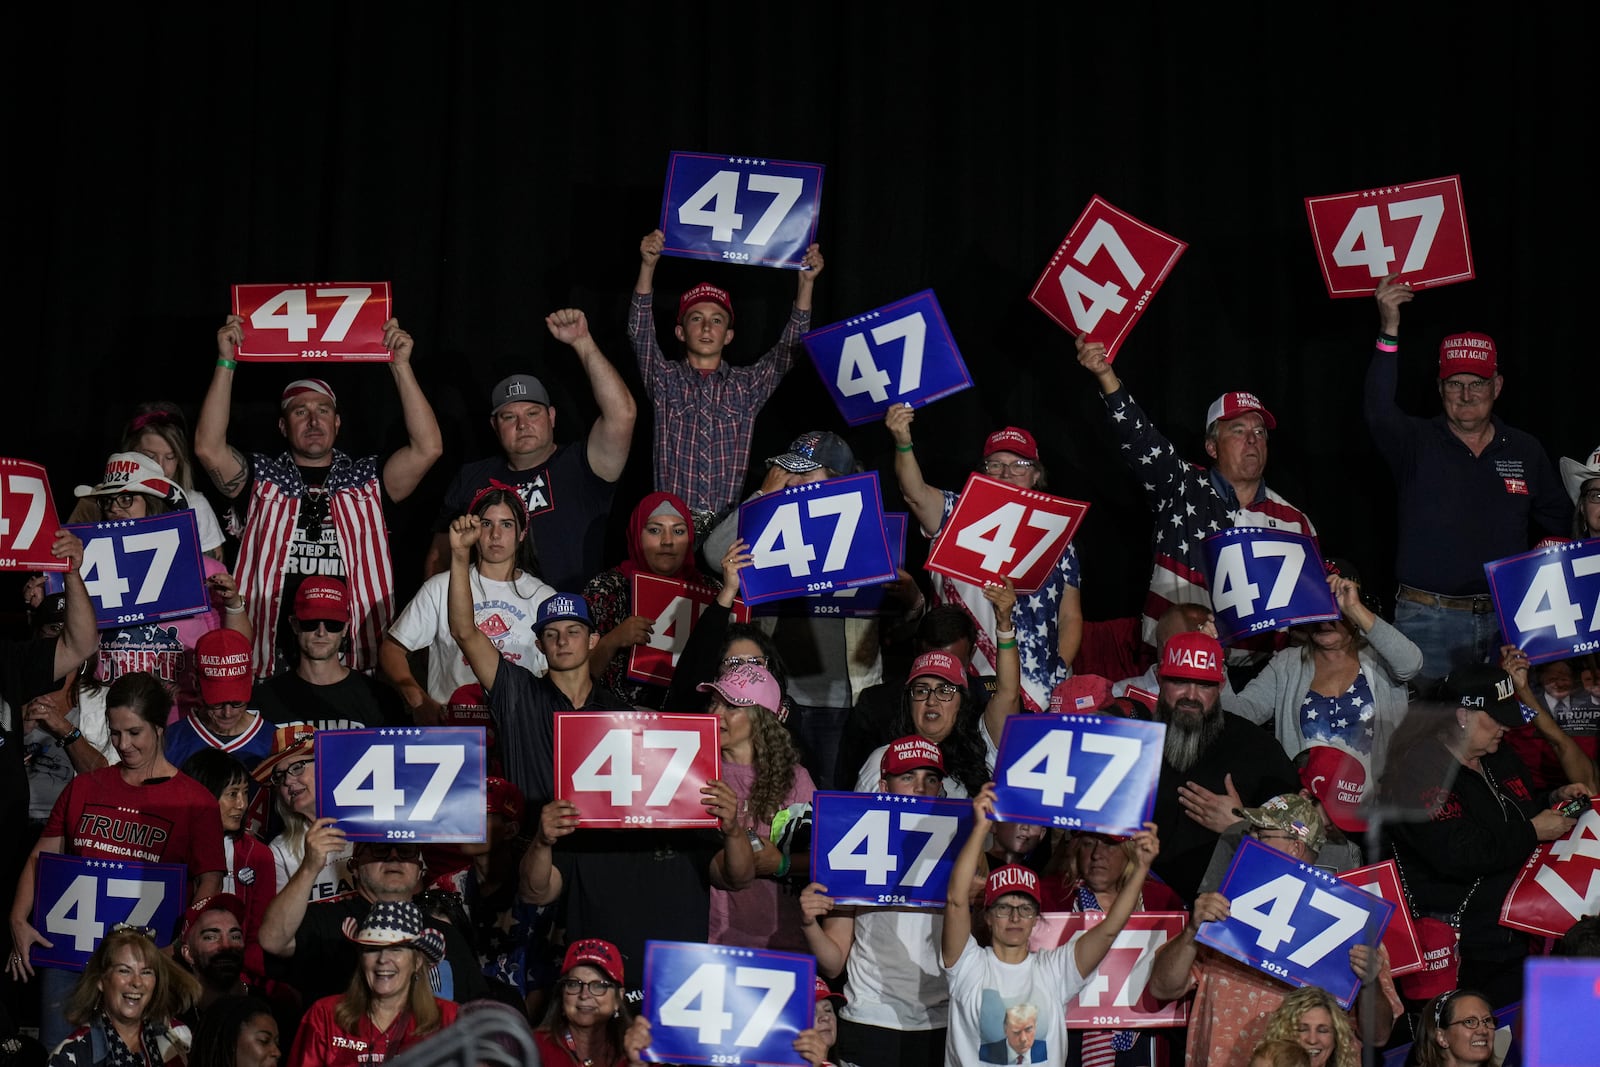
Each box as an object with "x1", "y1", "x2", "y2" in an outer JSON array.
[
  {"x1": 387, "y1": 568, "x2": 555, "y2": 701},
  {"x1": 943, "y1": 935, "x2": 1088, "y2": 1067},
  {"x1": 854, "y1": 743, "x2": 971, "y2": 799},
  {"x1": 269, "y1": 834, "x2": 354, "y2": 901},
  {"x1": 189, "y1": 495, "x2": 225, "y2": 553},
  {"x1": 840, "y1": 907, "x2": 949, "y2": 1030}
]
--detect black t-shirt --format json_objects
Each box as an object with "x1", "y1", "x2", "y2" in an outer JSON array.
[
  {"x1": 252, "y1": 669, "x2": 407, "y2": 731},
  {"x1": 553, "y1": 828, "x2": 721, "y2": 990},
  {"x1": 434, "y1": 446, "x2": 615, "y2": 593},
  {"x1": 488, "y1": 658, "x2": 626, "y2": 812}
]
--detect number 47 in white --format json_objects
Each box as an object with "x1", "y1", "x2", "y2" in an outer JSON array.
[
  {"x1": 1332, "y1": 196, "x2": 1445, "y2": 278},
  {"x1": 678, "y1": 170, "x2": 804, "y2": 246},
  {"x1": 251, "y1": 287, "x2": 372, "y2": 344}
]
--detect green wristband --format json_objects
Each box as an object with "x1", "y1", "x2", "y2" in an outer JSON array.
[
  {"x1": 775, "y1": 852, "x2": 791, "y2": 879},
  {"x1": 895, "y1": 442, "x2": 914, "y2": 453},
  {"x1": 216, "y1": 358, "x2": 238, "y2": 371}
]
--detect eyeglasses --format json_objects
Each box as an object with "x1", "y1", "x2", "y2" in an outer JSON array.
[
  {"x1": 1441, "y1": 378, "x2": 1493, "y2": 398},
  {"x1": 1582, "y1": 488, "x2": 1600, "y2": 504},
  {"x1": 1252, "y1": 830, "x2": 1306, "y2": 850},
  {"x1": 981, "y1": 459, "x2": 1036, "y2": 476},
  {"x1": 295, "y1": 618, "x2": 347, "y2": 634},
  {"x1": 97, "y1": 492, "x2": 141, "y2": 513},
  {"x1": 558, "y1": 978, "x2": 617, "y2": 997},
  {"x1": 270, "y1": 758, "x2": 313, "y2": 785},
  {"x1": 989, "y1": 903, "x2": 1038, "y2": 919},
  {"x1": 723, "y1": 654, "x2": 768, "y2": 668},
  {"x1": 908, "y1": 683, "x2": 961, "y2": 703},
  {"x1": 1446, "y1": 1015, "x2": 1497, "y2": 1031}
]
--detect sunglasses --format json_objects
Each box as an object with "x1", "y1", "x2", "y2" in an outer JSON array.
[
  {"x1": 295, "y1": 618, "x2": 347, "y2": 633},
  {"x1": 356, "y1": 844, "x2": 423, "y2": 862}
]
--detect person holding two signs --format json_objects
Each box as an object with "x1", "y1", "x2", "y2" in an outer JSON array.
[
  {"x1": 1075, "y1": 337, "x2": 1316, "y2": 657},
  {"x1": 630, "y1": 229, "x2": 825, "y2": 527},
  {"x1": 942, "y1": 784, "x2": 1160, "y2": 1067},
  {"x1": 887, "y1": 410, "x2": 1082, "y2": 714}
]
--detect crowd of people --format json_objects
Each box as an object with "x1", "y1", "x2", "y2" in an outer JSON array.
[{"x1": 1, "y1": 249, "x2": 1597, "y2": 1067}]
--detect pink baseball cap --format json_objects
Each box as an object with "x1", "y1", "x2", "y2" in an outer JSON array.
[
  {"x1": 698, "y1": 663, "x2": 782, "y2": 715},
  {"x1": 1438, "y1": 332, "x2": 1497, "y2": 379},
  {"x1": 1206, "y1": 392, "x2": 1277, "y2": 430}
]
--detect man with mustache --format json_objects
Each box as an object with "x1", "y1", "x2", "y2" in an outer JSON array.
[
  {"x1": 176, "y1": 894, "x2": 260, "y2": 1019},
  {"x1": 1147, "y1": 632, "x2": 1300, "y2": 903}
]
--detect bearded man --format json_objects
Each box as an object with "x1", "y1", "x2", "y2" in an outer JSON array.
[{"x1": 1146, "y1": 632, "x2": 1299, "y2": 902}]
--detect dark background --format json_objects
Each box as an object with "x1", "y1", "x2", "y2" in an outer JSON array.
[{"x1": 6, "y1": 6, "x2": 1589, "y2": 621}]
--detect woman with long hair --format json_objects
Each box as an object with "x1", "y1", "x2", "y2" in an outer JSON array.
[
  {"x1": 1229, "y1": 561, "x2": 1422, "y2": 783},
  {"x1": 121, "y1": 403, "x2": 227, "y2": 557},
  {"x1": 1260, "y1": 985, "x2": 1359, "y2": 1067},
  {"x1": 583, "y1": 490, "x2": 711, "y2": 708},
  {"x1": 287, "y1": 902, "x2": 457, "y2": 1066},
  {"x1": 11, "y1": 672, "x2": 225, "y2": 1049},
  {"x1": 251, "y1": 727, "x2": 352, "y2": 899},
  {"x1": 1560, "y1": 443, "x2": 1599, "y2": 539},
  {"x1": 701, "y1": 663, "x2": 815, "y2": 950},
  {"x1": 187, "y1": 995, "x2": 280, "y2": 1067},
  {"x1": 1414, "y1": 989, "x2": 1500, "y2": 1067},
  {"x1": 49, "y1": 926, "x2": 201, "y2": 1066},
  {"x1": 851, "y1": 581, "x2": 1021, "y2": 797},
  {"x1": 533, "y1": 939, "x2": 633, "y2": 1066}
]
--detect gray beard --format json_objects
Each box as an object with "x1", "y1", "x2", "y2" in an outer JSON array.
[{"x1": 1159, "y1": 699, "x2": 1226, "y2": 772}]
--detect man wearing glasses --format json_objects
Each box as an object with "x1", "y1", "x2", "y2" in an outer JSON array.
[
  {"x1": 1366, "y1": 275, "x2": 1571, "y2": 693},
  {"x1": 250, "y1": 577, "x2": 406, "y2": 731},
  {"x1": 1074, "y1": 339, "x2": 1316, "y2": 658},
  {"x1": 887, "y1": 411, "x2": 1082, "y2": 715}
]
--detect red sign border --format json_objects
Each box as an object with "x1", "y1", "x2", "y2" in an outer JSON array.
[
  {"x1": 1303, "y1": 175, "x2": 1473, "y2": 298},
  {"x1": 924, "y1": 473, "x2": 1089, "y2": 595},
  {"x1": 0, "y1": 458, "x2": 68, "y2": 572},
  {"x1": 626, "y1": 573, "x2": 751, "y2": 687},
  {"x1": 1337, "y1": 859, "x2": 1425, "y2": 976},
  {"x1": 1031, "y1": 911, "x2": 1191, "y2": 1029},
  {"x1": 230, "y1": 281, "x2": 395, "y2": 362},
  {"x1": 553, "y1": 711, "x2": 722, "y2": 830}
]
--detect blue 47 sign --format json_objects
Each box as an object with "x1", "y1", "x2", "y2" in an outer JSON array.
[
  {"x1": 644, "y1": 941, "x2": 814, "y2": 1066},
  {"x1": 1486, "y1": 537, "x2": 1600, "y2": 665},
  {"x1": 990, "y1": 715, "x2": 1165, "y2": 835},
  {"x1": 68, "y1": 512, "x2": 209, "y2": 627},
  {"x1": 1197, "y1": 837, "x2": 1394, "y2": 1009},
  {"x1": 1203, "y1": 527, "x2": 1338, "y2": 645},
  {"x1": 737, "y1": 473, "x2": 896, "y2": 606},
  {"x1": 33, "y1": 853, "x2": 188, "y2": 971},
  {"x1": 315, "y1": 727, "x2": 487, "y2": 842},
  {"x1": 756, "y1": 512, "x2": 907, "y2": 619},
  {"x1": 810, "y1": 792, "x2": 972, "y2": 909},
  {"x1": 803, "y1": 291, "x2": 972, "y2": 426},
  {"x1": 660, "y1": 152, "x2": 825, "y2": 270}
]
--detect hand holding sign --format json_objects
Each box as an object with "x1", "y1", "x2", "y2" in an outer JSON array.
[
  {"x1": 1204, "y1": 527, "x2": 1339, "y2": 644},
  {"x1": 809, "y1": 792, "x2": 972, "y2": 908},
  {"x1": 231, "y1": 282, "x2": 395, "y2": 361},
  {"x1": 1304, "y1": 176, "x2": 1473, "y2": 297},
  {"x1": 555, "y1": 712, "x2": 721, "y2": 828},
  {"x1": 29, "y1": 854, "x2": 188, "y2": 973},
  {"x1": 737, "y1": 473, "x2": 896, "y2": 605},
  {"x1": 1486, "y1": 538, "x2": 1600, "y2": 665},
  {"x1": 1499, "y1": 798, "x2": 1600, "y2": 938},
  {"x1": 804, "y1": 291, "x2": 972, "y2": 426},
  {"x1": 644, "y1": 941, "x2": 814, "y2": 1066},
  {"x1": 660, "y1": 152, "x2": 825, "y2": 270},
  {"x1": 989, "y1": 715, "x2": 1165, "y2": 834},
  {"x1": 924, "y1": 474, "x2": 1088, "y2": 596},
  {"x1": 68, "y1": 512, "x2": 210, "y2": 628},
  {"x1": 315, "y1": 727, "x2": 488, "y2": 842},
  {"x1": 0, "y1": 459, "x2": 69, "y2": 572},
  {"x1": 1030, "y1": 912, "x2": 1191, "y2": 1029}
]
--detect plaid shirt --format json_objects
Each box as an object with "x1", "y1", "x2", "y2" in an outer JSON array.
[{"x1": 628, "y1": 290, "x2": 810, "y2": 514}]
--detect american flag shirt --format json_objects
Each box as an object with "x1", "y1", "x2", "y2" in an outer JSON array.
[
  {"x1": 628, "y1": 290, "x2": 810, "y2": 515},
  {"x1": 1101, "y1": 388, "x2": 1316, "y2": 647},
  {"x1": 234, "y1": 450, "x2": 394, "y2": 678}
]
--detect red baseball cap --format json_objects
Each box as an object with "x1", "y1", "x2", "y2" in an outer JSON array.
[
  {"x1": 984, "y1": 863, "x2": 1041, "y2": 908},
  {"x1": 1051, "y1": 674, "x2": 1112, "y2": 714},
  {"x1": 813, "y1": 975, "x2": 847, "y2": 1006},
  {"x1": 881, "y1": 735, "x2": 945, "y2": 777},
  {"x1": 1299, "y1": 746, "x2": 1370, "y2": 833},
  {"x1": 678, "y1": 283, "x2": 735, "y2": 324},
  {"x1": 486, "y1": 777, "x2": 524, "y2": 822},
  {"x1": 1158, "y1": 631, "x2": 1225, "y2": 684},
  {"x1": 563, "y1": 938, "x2": 625, "y2": 985},
  {"x1": 1206, "y1": 392, "x2": 1277, "y2": 430},
  {"x1": 181, "y1": 893, "x2": 247, "y2": 941},
  {"x1": 1438, "y1": 332, "x2": 1497, "y2": 379},
  {"x1": 196, "y1": 628, "x2": 253, "y2": 706},
  {"x1": 907, "y1": 650, "x2": 967, "y2": 690},
  {"x1": 293, "y1": 577, "x2": 348, "y2": 623},
  {"x1": 983, "y1": 427, "x2": 1039, "y2": 462}
]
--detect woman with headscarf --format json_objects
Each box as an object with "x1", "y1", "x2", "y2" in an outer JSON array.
[{"x1": 583, "y1": 491, "x2": 713, "y2": 708}]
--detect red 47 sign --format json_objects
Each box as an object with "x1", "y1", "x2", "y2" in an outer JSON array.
[
  {"x1": 627, "y1": 574, "x2": 750, "y2": 687},
  {"x1": 0, "y1": 459, "x2": 67, "y2": 572},
  {"x1": 1499, "y1": 799, "x2": 1600, "y2": 938},
  {"x1": 1028, "y1": 196, "x2": 1188, "y2": 361},
  {"x1": 1031, "y1": 912, "x2": 1189, "y2": 1029},
  {"x1": 1304, "y1": 176, "x2": 1473, "y2": 297},
  {"x1": 925, "y1": 474, "x2": 1088, "y2": 596},
  {"x1": 554, "y1": 712, "x2": 720, "y2": 829},
  {"x1": 231, "y1": 282, "x2": 394, "y2": 361},
  {"x1": 1337, "y1": 860, "x2": 1424, "y2": 976}
]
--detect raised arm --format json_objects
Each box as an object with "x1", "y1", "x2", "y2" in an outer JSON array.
[
  {"x1": 196, "y1": 315, "x2": 250, "y2": 499},
  {"x1": 1148, "y1": 890, "x2": 1229, "y2": 1000},
  {"x1": 943, "y1": 784, "x2": 997, "y2": 967},
  {"x1": 983, "y1": 580, "x2": 1021, "y2": 748},
  {"x1": 50, "y1": 531, "x2": 96, "y2": 681},
  {"x1": 257, "y1": 818, "x2": 346, "y2": 956},
  {"x1": 445, "y1": 516, "x2": 501, "y2": 691},
  {"x1": 1363, "y1": 274, "x2": 1416, "y2": 454},
  {"x1": 1073, "y1": 822, "x2": 1159, "y2": 976},
  {"x1": 546, "y1": 308, "x2": 636, "y2": 483},
  {"x1": 378, "y1": 319, "x2": 444, "y2": 502},
  {"x1": 884, "y1": 404, "x2": 947, "y2": 537},
  {"x1": 379, "y1": 635, "x2": 443, "y2": 726},
  {"x1": 518, "y1": 800, "x2": 576, "y2": 906},
  {"x1": 797, "y1": 883, "x2": 855, "y2": 979},
  {"x1": 793, "y1": 243, "x2": 824, "y2": 313},
  {"x1": 1074, "y1": 333, "x2": 1122, "y2": 396},
  {"x1": 1502, "y1": 645, "x2": 1600, "y2": 793},
  {"x1": 707, "y1": 778, "x2": 756, "y2": 891}
]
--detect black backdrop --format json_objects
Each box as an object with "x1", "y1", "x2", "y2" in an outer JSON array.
[{"x1": 7, "y1": 6, "x2": 1590, "y2": 620}]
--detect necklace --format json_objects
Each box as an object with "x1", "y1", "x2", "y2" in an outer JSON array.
[{"x1": 562, "y1": 1028, "x2": 604, "y2": 1066}]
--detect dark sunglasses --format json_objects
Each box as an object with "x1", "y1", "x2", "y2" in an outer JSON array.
[{"x1": 295, "y1": 618, "x2": 347, "y2": 634}]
